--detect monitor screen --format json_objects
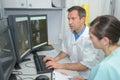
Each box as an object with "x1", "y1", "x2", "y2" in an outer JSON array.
[
  {"x1": 0, "y1": 22, "x2": 16, "y2": 80},
  {"x1": 8, "y1": 15, "x2": 31, "y2": 65},
  {"x1": 30, "y1": 15, "x2": 48, "y2": 51}
]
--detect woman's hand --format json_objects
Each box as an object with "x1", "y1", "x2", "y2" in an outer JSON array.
[{"x1": 72, "y1": 75, "x2": 83, "y2": 80}]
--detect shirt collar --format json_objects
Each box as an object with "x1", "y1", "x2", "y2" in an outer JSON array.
[{"x1": 72, "y1": 25, "x2": 86, "y2": 40}]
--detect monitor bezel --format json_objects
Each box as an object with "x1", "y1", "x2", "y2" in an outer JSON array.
[
  {"x1": 29, "y1": 14, "x2": 49, "y2": 52},
  {"x1": 7, "y1": 15, "x2": 32, "y2": 63},
  {"x1": 0, "y1": 26, "x2": 16, "y2": 80}
]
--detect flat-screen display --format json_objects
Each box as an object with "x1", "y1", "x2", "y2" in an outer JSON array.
[
  {"x1": 8, "y1": 15, "x2": 31, "y2": 67},
  {"x1": 30, "y1": 15, "x2": 48, "y2": 51},
  {"x1": 0, "y1": 24, "x2": 16, "y2": 80},
  {"x1": 15, "y1": 16, "x2": 31, "y2": 58}
]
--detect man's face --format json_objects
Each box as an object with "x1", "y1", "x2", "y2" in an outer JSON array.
[{"x1": 68, "y1": 10, "x2": 84, "y2": 32}]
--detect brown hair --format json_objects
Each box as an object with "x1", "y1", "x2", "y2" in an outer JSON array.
[
  {"x1": 67, "y1": 6, "x2": 86, "y2": 18},
  {"x1": 90, "y1": 15, "x2": 120, "y2": 45}
]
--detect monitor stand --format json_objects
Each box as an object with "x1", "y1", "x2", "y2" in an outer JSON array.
[
  {"x1": 14, "y1": 58, "x2": 31, "y2": 70},
  {"x1": 9, "y1": 74, "x2": 17, "y2": 80},
  {"x1": 14, "y1": 63, "x2": 21, "y2": 70},
  {"x1": 39, "y1": 44, "x2": 54, "y2": 51}
]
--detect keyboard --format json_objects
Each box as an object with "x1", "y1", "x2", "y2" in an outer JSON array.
[{"x1": 33, "y1": 53, "x2": 54, "y2": 74}]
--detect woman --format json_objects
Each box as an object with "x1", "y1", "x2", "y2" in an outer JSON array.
[{"x1": 72, "y1": 15, "x2": 120, "y2": 80}]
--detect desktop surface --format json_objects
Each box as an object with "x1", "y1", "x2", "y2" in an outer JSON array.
[{"x1": 12, "y1": 49, "x2": 79, "y2": 80}]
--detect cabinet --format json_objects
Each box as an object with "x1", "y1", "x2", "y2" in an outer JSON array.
[
  {"x1": 51, "y1": 0, "x2": 65, "y2": 8},
  {"x1": 3, "y1": 0, "x2": 52, "y2": 8},
  {"x1": 3, "y1": 0, "x2": 65, "y2": 9},
  {"x1": 27, "y1": 0, "x2": 52, "y2": 8},
  {"x1": 3, "y1": 0, "x2": 27, "y2": 8}
]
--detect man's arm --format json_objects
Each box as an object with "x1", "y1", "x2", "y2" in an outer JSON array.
[
  {"x1": 61, "y1": 62, "x2": 88, "y2": 71},
  {"x1": 46, "y1": 61, "x2": 88, "y2": 71},
  {"x1": 54, "y1": 51, "x2": 68, "y2": 61}
]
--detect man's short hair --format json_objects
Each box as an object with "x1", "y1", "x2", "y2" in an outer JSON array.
[{"x1": 67, "y1": 6, "x2": 86, "y2": 18}]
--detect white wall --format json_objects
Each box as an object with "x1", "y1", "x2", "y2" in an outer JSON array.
[
  {"x1": 59, "y1": 0, "x2": 112, "y2": 41},
  {"x1": 114, "y1": 0, "x2": 120, "y2": 20}
]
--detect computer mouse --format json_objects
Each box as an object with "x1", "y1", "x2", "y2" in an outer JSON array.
[{"x1": 35, "y1": 75, "x2": 49, "y2": 80}]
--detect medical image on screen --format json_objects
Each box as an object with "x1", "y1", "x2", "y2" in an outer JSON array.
[
  {"x1": 15, "y1": 17, "x2": 30, "y2": 57},
  {"x1": 30, "y1": 16, "x2": 48, "y2": 48}
]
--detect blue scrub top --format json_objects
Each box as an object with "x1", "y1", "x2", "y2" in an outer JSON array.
[{"x1": 89, "y1": 47, "x2": 120, "y2": 80}]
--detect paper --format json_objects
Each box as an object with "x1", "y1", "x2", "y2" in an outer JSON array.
[{"x1": 53, "y1": 71, "x2": 72, "y2": 80}]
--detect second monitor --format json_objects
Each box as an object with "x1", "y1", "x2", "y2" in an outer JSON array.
[
  {"x1": 8, "y1": 15, "x2": 31, "y2": 69},
  {"x1": 30, "y1": 15, "x2": 54, "y2": 52}
]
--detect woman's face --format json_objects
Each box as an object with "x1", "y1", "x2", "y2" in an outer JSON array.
[{"x1": 89, "y1": 32, "x2": 103, "y2": 49}]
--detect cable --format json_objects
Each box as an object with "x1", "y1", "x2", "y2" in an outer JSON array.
[
  {"x1": 12, "y1": 71, "x2": 37, "y2": 76},
  {"x1": 12, "y1": 71, "x2": 36, "y2": 80},
  {"x1": 24, "y1": 62, "x2": 36, "y2": 68},
  {"x1": 16, "y1": 75, "x2": 23, "y2": 80},
  {"x1": 22, "y1": 77, "x2": 34, "y2": 80},
  {"x1": 16, "y1": 75, "x2": 34, "y2": 80},
  {"x1": 12, "y1": 71, "x2": 22, "y2": 75},
  {"x1": 22, "y1": 73, "x2": 37, "y2": 76}
]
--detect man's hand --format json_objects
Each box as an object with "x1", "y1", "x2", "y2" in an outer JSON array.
[
  {"x1": 45, "y1": 60, "x2": 63, "y2": 69},
  {"x1": 43, "y1": 56, "x2": 55, "y2": 62},
  {"x1": 43, "y1": 56, "x2": 63, "y2": 69}
]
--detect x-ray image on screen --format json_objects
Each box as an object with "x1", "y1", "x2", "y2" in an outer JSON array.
[
  {"x1": 30, "y1": 15, "x2": 48, "y2": 49},
  {"x1": 15, "y1": 17, "x2": 31, "y2": 57},
  {"x1": 8, "y1": 15, "x2": 31, "y2": 66}
]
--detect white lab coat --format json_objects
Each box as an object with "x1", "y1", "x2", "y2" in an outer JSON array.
[{"x1": 61, "y1": 27, "x2": 104, "y2": 79}]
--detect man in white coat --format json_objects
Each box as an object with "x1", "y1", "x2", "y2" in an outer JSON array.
[{"x1": 43, "y1": 6, "x2": 104, "y2": 79}]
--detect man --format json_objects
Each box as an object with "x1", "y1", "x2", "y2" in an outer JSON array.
[{"x1": 43, "y1": 6, "x2": 104, "y2": 79}]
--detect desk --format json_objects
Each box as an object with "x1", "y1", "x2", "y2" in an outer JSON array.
[{"x1": 13, "y1": 49, "x2": 79, "y2": 80}]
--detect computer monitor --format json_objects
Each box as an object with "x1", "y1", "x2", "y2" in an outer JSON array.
[
  {"x1": 8, "y1": 15, "x2": 31, "y2": 69},
  {"x1": 0, "y1": 20, "x2": 16, "y2": 80},
  {"x1": 30, "y1": 15, "x2": 53, "y2": 51}
]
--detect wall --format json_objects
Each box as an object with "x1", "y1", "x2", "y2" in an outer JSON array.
[
  {"x1": 4, "y1": 9, "x2": 62, "y2": 45},
  {"x1": 113, "y1": 0, "x2": 120, "y2": 20},
  {"x1": 5, "y1": 0, "x2": 118, "y2": 47},
  {"x1": 59, "y1": 0, "x2": 113, "y2": 41}
]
